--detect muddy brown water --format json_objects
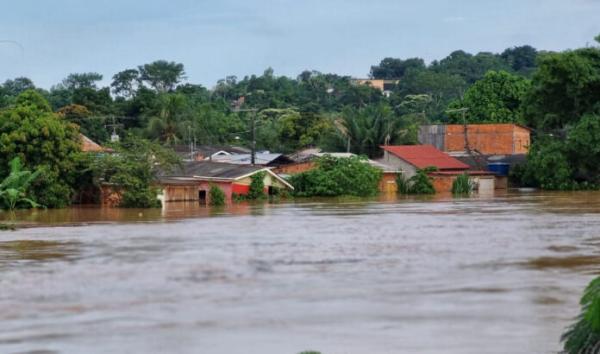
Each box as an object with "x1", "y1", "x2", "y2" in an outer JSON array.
[{"x1": 1, "y1": 191, "x2": 600, "y2": 354}]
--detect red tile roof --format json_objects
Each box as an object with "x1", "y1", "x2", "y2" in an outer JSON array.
[{"x1": 382, "y1": 145, "x2": 469, "y2": 170}]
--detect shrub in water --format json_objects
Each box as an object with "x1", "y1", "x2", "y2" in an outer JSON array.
[
  {"x1": 209, "y1": 185, "x2": 225, "y2": 206},
  {"x1": 451, "y1": 173, "x2": 473, "y2": 195}
]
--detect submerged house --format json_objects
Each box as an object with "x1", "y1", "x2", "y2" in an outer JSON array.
[
  {"x1": 380, "y1": 145, "x2": 497, "y2": 193},
  {"x1": 158, "y1": 161, "x2": 293, "y2": 204}
]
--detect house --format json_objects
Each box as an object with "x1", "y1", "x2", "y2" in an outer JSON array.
[
  {"x1": 211, "y1": 152, "x2": 295, "y2": 166},
  {"x1": 352, "y1": 79, "x2": 399, "y2": 97},
  {"x1": 418, "y1": 124, "x2": 531, "y2": 155},
  {"x1": 171, "y1": 145, "x2": 251, "y2": 162},
  {"x1": 380, "y1": 145, "x2": 496, "y2": 193},
  {"x1": 158, "y1": 161, "x2": 293, "y2": 204},
  {"x1": 80, "y1": 134, "x2": 111, "y2": 153}
]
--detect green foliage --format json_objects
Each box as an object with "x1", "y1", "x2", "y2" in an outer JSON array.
[
  {"x1": 521, "y1": 136, "x2": 574, "y2": 190},
  {"x1": 0, "y1": 90, "x2": 81, "y2": 208},
  {"x1": 91, "y1": 136, "x2": 181, "y2": 208},
  {"x1": 370, "y1": 57, "x2": 426, "y2": 79},
  {"x1": 451, "y1": 173, "x2": 473, "y2": 195},
  {"x1": 288, "y1": 155, "x2": 382, "y2": 197},
  {"x1": 524, "y1": 47, "x2": 600, "y2": 131},
  {"x1": 562, "y1": 277, "x2": 600, "y2": 353},
  {"x1": 521, "y1": 114, "x2": 600, "y2": 190},
  {"x1": 396, "y1": 173, "x2": 411, "y2": 194},
  {"x1": 246, "y1": 172, "x2": 266, "y2": 200},
  {"x1": 448, "y1": 71, "x2": 530, "y2": 123},
  {"x1": 336, "y1": 103, "x2": 401, "y2": 158},
  {"x1": 397, "y1": 168, "x2": 436, "y2": 195},
  {"x1": 138, "y1": 60, "x2": 185, "y2": 92},
  {"x1": 0, "y1": 158, "x2": 42, "y2": 210},
  {"x1": 209, "y1": 184, "x2": 226, "y2": 206}
]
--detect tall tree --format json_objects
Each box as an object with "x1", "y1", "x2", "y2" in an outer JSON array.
[
  {"x1": 0, "y1": 90, "x2": 82, "y2": 207},
  {"x1": 138, "y1": 60, "x2": 185, "y2": 92},
  {"x1": 111, "y1": 69, "x2": 140, "y2": 98},
  {"x1": 370, "y1": 58, "x2": 426, "y2": 79},
  {"x1": 448, "y1": 71, "x2": 530, "y2": 123}
]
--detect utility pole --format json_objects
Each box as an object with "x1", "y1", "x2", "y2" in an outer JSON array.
[{"x1": 231, "y1": 107, "x2": 259, "y2": 165}]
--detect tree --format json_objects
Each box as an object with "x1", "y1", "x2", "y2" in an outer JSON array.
[
  {"x1": 370, "y1": 58, "x2": 426, "y2": 79},
  {"x1": 111, "y1": 69, "x2": 140, "y2": 98},
  {"x1": 0, "y1": 157, "x2": 42, "y2": 210},
  {"x1": 562, "y1": 277, "x2": 600, "y2": 353},
  {"x1": 56, "y1": 104, "x2": 108, "y2": 143},
  {"x1": 337, "y1": 103, "x2": 400, "y2": 158},
  {"x1": 62, "y1": 73, "x2": 103, "y2": 90},
  {"x1": 138, "y1": 60, "x2": 186, "y2": 92},
  {"x1": 393, "y1": 69, "x2": 467, "y2": 120},
  {"x1": 145, "y1": 93, "x2": 188, "y2": 144},
  {"x1": 90, "y1": 136, "x2": 181, "y2": 208},
  {"x1": 501, "y1": 45, "x2": 538, "y2": 75},
  {"x1": 448, "y1": 71, "x2": 530, "y2": 123},
  {"x1": 432, "y1": 50, "x2": 511, "y2": 84},
  {"x1": 524, "y1": 47, "x2": 600, "y2": 131},
  {"x1": 0, "y1": 90, "x2": 82, "y2": 207}
]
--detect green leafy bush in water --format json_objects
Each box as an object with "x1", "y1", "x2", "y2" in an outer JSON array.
[
  {"x1": 451, "y1": 173, "x2": 473, "y2": 195},
  {"x1": 562, "y1": 277, "x2": 600, "y2": 353},
  {"x1": 246, "y1": 172, "x2": 266, "y2": 200},
  {"x1": 397, "y1": 167, "x2": 436, "y2": 195},
  {"x1": 288, "y1": 155, "x2": 381, "y2": 197},
  {"x1": 209, "y1": 184, "x2": 225, "y2": 206},
  {"x1": 0, "y1": 157, "x2": 43, "y2": 210}
]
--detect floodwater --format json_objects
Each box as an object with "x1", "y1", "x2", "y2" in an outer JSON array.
[{"x1": 1, "y1": 192, "x2": 600, "y2": 354}]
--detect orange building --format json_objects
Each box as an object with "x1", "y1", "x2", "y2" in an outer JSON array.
[{"x1": 418, "y1": 124, "x2": 531, "y2": 155}]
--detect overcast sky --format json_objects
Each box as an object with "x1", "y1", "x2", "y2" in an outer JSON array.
[{"x1": 1, "y1": 0, "x2": 599, "y2": 89}]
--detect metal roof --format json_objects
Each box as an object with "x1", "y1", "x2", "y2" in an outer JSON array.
[
  {"x1": 382, "y1": 145, "x2": 470, "y2": 170},
  {"x1": 165, "y1": 161, "x2": 265, "y2": 180}
]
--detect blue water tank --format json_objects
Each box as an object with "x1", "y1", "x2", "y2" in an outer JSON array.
[{"x1": 488, "y1": 162, "x2": 510, "y2": 176}]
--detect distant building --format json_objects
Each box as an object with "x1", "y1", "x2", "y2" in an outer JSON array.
[
  {"x1": 351, "y1": 79, "x2": 399, "y2": 97},
  {"x1": 158, "y1": 161, "x2": 293, "y2": 204},
  {"x1": 380, "y1": 145, "x2": 497, "y2": 193},
  {"x1": 211, "y1": 152, "x2": 295, "y2": 166},
  {"x1": 418, "y1": 124, "x2": 531, "y2": 155},
  {"x1": 171, "y1": 145, "x2": 251, "y2": 162}
]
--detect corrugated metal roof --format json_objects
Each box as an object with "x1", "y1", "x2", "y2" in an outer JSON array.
[
  {"x1": 382, "y1": 145, "x2": 469, "y2": 170},
  {"x1": 166, "y1": 161, "x2": 265, "y2": 180}
]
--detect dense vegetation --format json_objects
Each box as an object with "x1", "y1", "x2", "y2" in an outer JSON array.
[
  {"x1": 0, "y1": 37, "x2": 599, "y2": 208},
  {"x1": 289, "y1": 155, "x2": 381, "y2": 197},
  {"x1": 396, "y1": 168, "x2": 437, "y2": 195}
]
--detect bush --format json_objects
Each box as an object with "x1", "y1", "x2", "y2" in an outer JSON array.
[
  {"x1": 209, "y1": 185, "x2": 225, "y2": 206},
  {"x1": 397, "y1": 167, "x2": 436, "y2": 195},
  {"x1": 246, "y1": 172, "x2": 266, "y2": 200},
  {"x1": 288, "y1": 155, "x2": 382, "y2": 197},
  {"x1": 451, "y1": 173, "x2": 473, "y2": 195}
]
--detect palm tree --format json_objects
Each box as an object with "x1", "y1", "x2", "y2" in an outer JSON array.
[
  {"x1": 562, "y1": 277, "x2": 600, "y2": 353},
  {"x1": 0, "y1": 157, "x2": 42, "y2": 210}
]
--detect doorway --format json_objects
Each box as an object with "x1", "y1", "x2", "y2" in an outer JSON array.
[{"x1": 198, "y1": 190, "x2": 207, "y2": 204}]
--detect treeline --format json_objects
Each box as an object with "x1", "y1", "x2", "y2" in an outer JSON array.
[
  {"x1": 1, "y1": 36, "x2": 599, "y2": 207},
  {"x1": 0, "y1": 45, "x2": 540, "y2": 157}
]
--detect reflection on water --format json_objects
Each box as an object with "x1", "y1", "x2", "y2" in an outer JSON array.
[{"x1": 0, "y1": 191, "x2": 599, "y2": 354}]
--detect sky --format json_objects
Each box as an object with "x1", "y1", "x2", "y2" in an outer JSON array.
[{"x1": 1, "y1": 0, "x2": 599, "y2": 89}]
